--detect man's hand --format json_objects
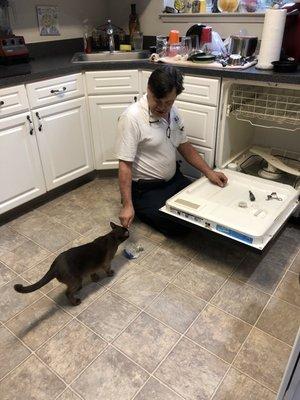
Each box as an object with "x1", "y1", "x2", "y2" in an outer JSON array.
[
  {"x1": 119, "y1": 204, "x2": 135, "y2": 228},
  {"x1": 206, "y1": 170, "x2": 228, "y2": 187}
]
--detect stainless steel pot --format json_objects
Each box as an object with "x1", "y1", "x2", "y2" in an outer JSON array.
[{"x1": 229, "y1": 35, "x2": 258, "y2": 57}]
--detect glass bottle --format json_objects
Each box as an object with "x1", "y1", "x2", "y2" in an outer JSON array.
[{"x1": 129, "y1": 3, "x2": 140, "y2": 38}]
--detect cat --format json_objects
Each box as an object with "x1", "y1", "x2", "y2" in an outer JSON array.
[{"x1": 14, "y1": 222, "x2": 129, "y2": 306}]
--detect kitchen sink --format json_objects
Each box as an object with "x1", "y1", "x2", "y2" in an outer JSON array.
[{"x1": 71, "y1": 50, "x2": 149, "y2": 63}]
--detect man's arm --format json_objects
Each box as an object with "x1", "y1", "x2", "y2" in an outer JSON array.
[
  {"x1": 178, "y1": 142, "x2": 228, "y2": 187},
  {"x1": 118, "y1": 160, "x2": 135, "y2": 228}
]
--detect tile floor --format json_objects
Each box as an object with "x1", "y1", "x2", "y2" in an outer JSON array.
[{"x1": 0, "y1": 177, "x2": 299, "y2": 400}]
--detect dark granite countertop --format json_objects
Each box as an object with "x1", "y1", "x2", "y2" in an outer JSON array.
[{"x1": 0, "y1": 52, "x2": 299, "y2": 88}]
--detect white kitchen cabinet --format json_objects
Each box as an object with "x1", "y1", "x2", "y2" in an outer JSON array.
[
  {"x1": 32, "y1": 97, "x2": 94, "y2": 190},
  {"x1": 89, "y1": 94, "x2": 139, "y2": 169},
  {"x1": 175, "y1": 100, "x2": 217, "y2": 149},
  {"x1": 0, "y1": 85, "x2": 29, "y2": 118},
  {"x1": 0, "y1": 112, "x2": 46, "y2": 213},
  {"x1": 177, "y1": 145, "x2": 214, "y2": 179}
]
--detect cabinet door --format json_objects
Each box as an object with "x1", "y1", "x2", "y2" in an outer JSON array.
[
  {"x1": 177, "y1": 145, "x2": 214, "y2": 179},
  {"x1": 89, "y1": 94, "x2": 139, "y2": 169},
  {"x1": 33, "y1": 98, "x2": 94, "y2": 190},
  {"x1": 175, "y1": 100, "x2": 217, "y2": 149},
  {"x1": 86, "y1": 70, "x2": 139, "y2": 95},
  {"x1": 0, "y1": 112, "x2": 46, "y2": 214}
]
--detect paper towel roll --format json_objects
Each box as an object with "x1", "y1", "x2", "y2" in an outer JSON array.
[{"x1": 256, "y1": 9, "x2": 287, "y2": 70}]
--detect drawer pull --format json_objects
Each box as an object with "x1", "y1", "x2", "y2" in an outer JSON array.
[
  {"x1": 134, "y1": 96, "x2": 137, "y2": 102},
  {"x1": 35, "y1": 112, "x2": 42, "y2": 131},
  {"x1": 26, "y1": 115, "x2": 34, "y2": 135},
  {"x1": 50, "y1": 86, "x2": 66, "y2": 94},
  {"x1": 0, "y1": 100, "x2": 4, "y2": 106}
]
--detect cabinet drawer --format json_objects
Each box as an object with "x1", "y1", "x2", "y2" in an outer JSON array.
[
  {"x1": 177, "y1": 75, "x2": 220, "y2": 106},
  {"x1": 0, "y1": 85, "x2": 29, "y2": 118},
  {"x1": 86, "y1": 70, "x2": 139, "y2": 95},
  {"x1": 26, "y1": 73, "x2": 84, "y2": 109}
]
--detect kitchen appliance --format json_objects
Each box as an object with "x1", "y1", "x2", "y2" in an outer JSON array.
[
  {"x1": 161, "y1": 79, "x2": 300, "y2": 249},
  {"x1": 229, "y1": 35, "x2": 258, "y2": 57},
  {"x1": 186, "y1": 24, "x2": 206, "y2": 47},
  {"x1": 0, "y1": 0, "x2": 29, "y2": 63},
  {"x1": 282, "y1": 2, "x2": 300, "y2": 63}
]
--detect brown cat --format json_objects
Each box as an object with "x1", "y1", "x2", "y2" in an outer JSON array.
[{"x1": 14, "y1": 222, "x2": 129, "y2": 306}]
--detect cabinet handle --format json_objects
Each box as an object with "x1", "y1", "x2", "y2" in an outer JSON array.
[
  {"x1": 26, "y1": 114, "x2": 34, "y2": 135},
  {"x1": 50, "y1": 86, "x2": 66, "y2": 94},
  {"x1": 0, "y1": 100, "x2": 4, "y2": 106},
  {"x1": 134, "y1": 96, "x2": 137, "y2": 102},
  {"x1": 35, "y1": 112, "x2": 42, "y2": 131}
]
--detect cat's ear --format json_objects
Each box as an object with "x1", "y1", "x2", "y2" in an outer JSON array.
[{"x1": 110, "y1": 222, "x2": 117, "y2": 229}]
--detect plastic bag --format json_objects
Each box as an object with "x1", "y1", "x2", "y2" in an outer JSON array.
[{"x1": 211, "y1": 31, "x2": 227, "y2": 56}]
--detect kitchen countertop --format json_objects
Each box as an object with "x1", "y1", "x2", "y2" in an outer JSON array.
[{"x1": 0, "y1": 53, "x2": 299, "y2": 87}]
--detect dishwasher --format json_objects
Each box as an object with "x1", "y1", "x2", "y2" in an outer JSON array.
[{"x1": 161, "y1": 79, "x2": 300, "y2": 250}]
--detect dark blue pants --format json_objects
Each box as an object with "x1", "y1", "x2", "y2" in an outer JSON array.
[{"x1": 132, "y1": 168, "x2": 192, "y2": 237}]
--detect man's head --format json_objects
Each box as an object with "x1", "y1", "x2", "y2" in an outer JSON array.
[{"x1": 147, "y1": 66, "x2": 184, "y2": 119}]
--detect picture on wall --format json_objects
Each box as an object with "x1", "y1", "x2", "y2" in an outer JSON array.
[{"x1": 36, "y1": 6, "x2": 60, "y2": 36}]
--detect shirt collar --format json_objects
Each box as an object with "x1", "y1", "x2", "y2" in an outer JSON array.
[{"x1": 140, "y1": 94, "x2": 178, "y2": 125}]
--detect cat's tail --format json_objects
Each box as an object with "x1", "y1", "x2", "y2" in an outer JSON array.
[{"x1": 14, "y1": 265, "x2": 57, "y2": 294}]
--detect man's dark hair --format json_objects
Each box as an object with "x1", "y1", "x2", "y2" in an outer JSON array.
[{"x1": 148, "y1": 66, "x2": 184, "y2": 99}]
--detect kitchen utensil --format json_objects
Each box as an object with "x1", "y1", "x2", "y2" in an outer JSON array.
[
  {"x1": 272, "y1": 59, "x2": 298, "y2": 72},
  {"x1": 229, "y1": 35, "x2": 258, "y2": 57},
  {"x1": 186, "y1": 24, "x2": 206, "y2": 44},
  {"x1": 190, "y1": 34, "x2": 200, "y2": 51},
  {"x1": 189, "y1": 52, "x2": 216, "y2": 62}
]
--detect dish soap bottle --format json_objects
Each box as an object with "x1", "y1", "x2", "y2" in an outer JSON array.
[{"x1": 129, "y1": 3, "x2": 140, "y2": 45}]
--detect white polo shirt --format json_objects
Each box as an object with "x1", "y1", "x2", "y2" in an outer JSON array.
[{"x1": 116, "y1": 94, "x2": 187, "y2": 181}]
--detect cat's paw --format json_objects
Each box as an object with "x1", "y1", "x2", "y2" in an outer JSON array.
[
  {"x1": 70, "y1": 298, "x2": 81, "y2": 306},
  {"x1": 91, "y1": 273, "x2": 100, "y2": 282},
  {"x1": 107, "y1": 269, "x2": 115, "y2": 277}
]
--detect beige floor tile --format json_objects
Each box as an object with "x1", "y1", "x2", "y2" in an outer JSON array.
[
  {"x1": 155, "y1": 337, "x2": 228, "y2": 400},
  {"x1": 194, "y1": 238, "x2": 245, "y2": 277},
  {"x1": 274, "y1": 271, "x2": 300, "y2": 307},
  {"x1": 0, "y1": 261, "x2": 17, "y2": 287},
  {"x1": 111, "y1": 267, "x2": 168, "y2": 308},
  {"x1": 0, "y1": 238, "x2": 50, "y2": 274},
  {"x1": 160, "y1": 235, "x2": 198, "y2": 259},
  {"x1": 7, "y1": 297, "x2": 72, "y2": 350},
  {"x1": 257, "y1": 297, "x2": 300, "y2": 345},
  {"x1": 72, "y1": 346, "x2": 148, "y2": 400},
  {"x1": 0, "y1": 225, "x2": 27, "y2": 255},
  {"x1": 233, "y1": 328, "x2": 291, "y2": 392},
  {"x1": 146, "y1": 284, "x2": 206, "y2": 333},
  {"x1": 212, "y1": 368, "x2": 276, "y2": 400},
  {"x1": 10, "y1": 211, "x2": 79, "y2": 252},
  {"x1": 140, "y1": 247, "x2": 190, "y2": 280},
  {"x1": 21, "y1": 253, "x2": 60, "y2": 294},
  {"x1": 47, "y1": 281, "x2": 106, "y2": 316},
  {"x1": 289, "y1": 251, "x2": 300, "y2": 274},
  {"x1": 0, "y1": 277, "x2": 42, "y2": 322},
  {"x1": 173, "y1": 260, "x2": 226, "y2": 301},
  {"x1": 134, "y1": 378, "x2": 182, "y2": 400},
  {"x1": 37, "y1": 319, "x2": 106, "y2": 383},
  {"x1": 78, "y1": 291, "x2": 139, "y2": 341},
  {"x1": 186, "y1": 305, "x2": 252, "y2": 363},
  {"x1": 57, "y1": 389, "x2": 82, "y2": 400},
  {"x1": 211, "y1": 278, "x2": 270, "y2": 325},
  {"x1": 0, "y1": 355, "x2": 65, "y2": 400},
  {"x1": 114, "y1": 312, "x2": 180, "y2": 372},
  {"x1": 0, "y1": 325, "x2": 30, "y2": 379}
]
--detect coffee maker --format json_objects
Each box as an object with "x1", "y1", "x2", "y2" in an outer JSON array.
[
  {"x1": 282, "y1": 1, "x2": 300, "y2": 63},
  {"x1": 0, "y1": 0, "x2": 29, "y2": 64}
]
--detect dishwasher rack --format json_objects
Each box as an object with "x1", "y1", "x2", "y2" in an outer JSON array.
[{"x1": 229, "y1": 85, "x2": 300, "y2": 131}]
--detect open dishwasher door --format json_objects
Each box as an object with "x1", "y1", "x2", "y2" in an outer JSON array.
[{"x1": 160, "y1": 169, "x2": 299, "y2": 250}]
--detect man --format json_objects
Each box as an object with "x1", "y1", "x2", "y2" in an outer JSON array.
[{"x1": 116, "y1": 66, "x2": 227, "y2": 236}]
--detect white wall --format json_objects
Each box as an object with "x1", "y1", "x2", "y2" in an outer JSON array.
[
  {"x1": 11, "y1": 0, "x2": 108, "y2": 43},
  {"x1": 107, "y1": 0, "x2": 264, "y2": 38}
]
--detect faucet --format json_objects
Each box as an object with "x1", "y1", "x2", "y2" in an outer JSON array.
[{"x1": 107, "y1": 19, "x2": 115, "y2": 53}]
